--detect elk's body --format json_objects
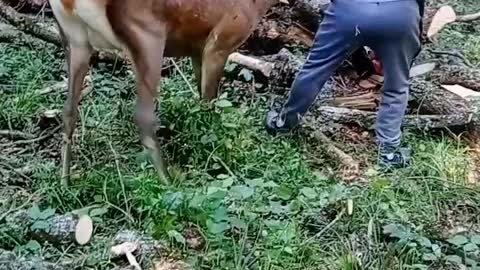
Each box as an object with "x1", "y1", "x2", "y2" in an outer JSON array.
[{"x1": 49, "y1": 0, "x2": 281, "y2": 185}]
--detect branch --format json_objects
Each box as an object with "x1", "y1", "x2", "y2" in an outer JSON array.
[
  {"x1": 457, "y1": 11, "x2": 480, "y2": 22},
  {"x1": 305, "y1": 129, "x2": 361, "y2": 182}
]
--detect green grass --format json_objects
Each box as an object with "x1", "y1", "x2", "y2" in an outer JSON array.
[{"x1": 1, "y1": 2, "x2": 480, "y2": 269}]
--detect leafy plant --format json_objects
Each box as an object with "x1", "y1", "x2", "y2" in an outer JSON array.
[{"x1": 27, "y1": 204, "x2": 55, "y2": 233}]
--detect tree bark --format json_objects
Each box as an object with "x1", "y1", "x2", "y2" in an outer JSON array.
[{"x1": 312, "y1": 106, "x2": 471, "y2": 130}]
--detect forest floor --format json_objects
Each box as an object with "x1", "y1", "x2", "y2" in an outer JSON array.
[{"x1": 1, "y1": 0, "x2": 480, "y2": 269}]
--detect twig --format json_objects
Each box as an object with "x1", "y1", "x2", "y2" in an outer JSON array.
[
  {"x1": 0, "y1": 156, "x2": 33, "y2": 181},
  {"x1": 108, "y1": 141, "x2": 131, "y2": 221},
  {"x1": 304, "y1": 209, "x2": 345, "y2": 244},
  {"x1": 304, "y1": 127, "x2": 361, "y2": 182},
  {"x1": 428, "y1": 49, "x2": 473, "y2": 68},
  {"x1": 0, "y1": 129, "x2": 34, "y2": 140},
  {"x1": 0, "y1": 191, "x2": 37, "y2": 222},
  {"x1": 170, "y1": 59, "x2": 198, "y2": 97},
  {"x1": 0, "y1": 125, "x2": 61, "y2": 147}
]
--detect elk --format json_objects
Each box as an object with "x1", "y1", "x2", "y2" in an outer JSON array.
[{"x1": 49, "y1": 0, "x2": 287, "y2": 186}]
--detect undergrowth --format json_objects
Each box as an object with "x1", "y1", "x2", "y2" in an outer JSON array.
[{"x1": 1, "y1": 0, "x2": 479, "y2": 269}]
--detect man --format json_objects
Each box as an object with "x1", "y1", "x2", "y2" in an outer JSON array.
[{"x1": 265, "y1": 0, "x2": 425, "y2": 171}]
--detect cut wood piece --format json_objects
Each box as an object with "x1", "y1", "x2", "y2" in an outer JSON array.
[
  {"x1": 75, "y1": 215, "x2": 93, "y2": 245},
  {"x1": 441, "y1": 84, "x2": 480, "y2": 99},
  {"x1": 359, "y1": 80, "x2": 377, "y2": 89},
  {"x1": 227, "y1": 52, "x2": 275, "y2": 77},
  {"x1": 368, "y1": 74, "x2": 384, "y2": 84},
  {"x1": 329, "y1": 92, "x2": 377, "y2": 110},
  {"x1": 427, "y1": 5, "x2": 457, "y2": 38},
  {"x1": 409, "y1": 62, "x2": 437, "y2": 78},
  {"x1": 43, "y1": 109, "x2": 61, "y2": 118}
]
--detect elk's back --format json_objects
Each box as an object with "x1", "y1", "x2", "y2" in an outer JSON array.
[{"x1": 50, "y1": 0, "x2": 258, "y2": 56}]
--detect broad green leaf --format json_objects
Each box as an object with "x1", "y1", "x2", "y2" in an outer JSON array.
[
  {"x1": 245, "y1": 178, "x2": 264, "y2": 187},
  {"x1": 300, "y1": 187, "x2": 317, "y2": 199},
  {"x1": 239, "y1": 68, "x2": 253, "y2": 81},
  {"x1": 263, "y1": 181, "x2": 278, "y2": 188},
  {"x1": 432, "y1": 244, "x2": 441, "y2": 257},
  {"x1": 212, "y1": 206, "x2": 229, "y2": 222},
  {"x1": 215, "y1": 99, "x2": 233, "y2": 108},
  {"x1": 448, "y1": 235, "x2": 469, "y2": 246},
  {"x1": 206, "y1": 219, "x2": 230, "y2": 234},
  {"x1": 222, "y1": 177, "x2": 234, "y2": 188},
  {"x1": 446, "y1": 255, "x2": 463, "y2": 265},
  {"x1": 383, "y1": 224, "x2": 409, "y2": 239},
  {"x1": 417, "y1": 237, "x2": 432, "y2": 248},
  {"x1": 31, "y1": 220, "x2": 50, "y2": 231},
  {"x1": 168, "y1": 230, "x2": 186, "y2": 245},
  {"x1": 230, "y1": 185, "x2": 254, "y2": 200},
  {"x1": 269, "y1": 201, "x2": 288, "y2": 215},
  {"x1": 463, "y1": 243, "x2": 479, "y2": 252},
  {"x1": 27, "y1": 204, "x2": 42, "y2": 220},
  {"x1": 275, "y1": 186, "x2": 293, "y2": 200},
  {"x1": 230, "y1": 217, "x2": 247, "y2": 230},
  {"x1": 40, "y1": 208, "x2": 55, "y2": 219},
  {"x1": 24, "y1": 240, "x2": 41, "y2": 251},
  {"x1": 422, "y1": 253, "x2": 438, "y2": 261},
  {"x1": 163, "y1": 191, "x2": 184, "y2": 210},
  {"x1": 189, "y1": 194, "x2": 206, "y2": 208},
  {"x1": 465, "y1": 257, "x2": 478, "y2": 267},
  {"x1": 471, "y1": 235, "x2": 480, "y2": 245},
  {"x1": 224, "y1": 62, "x2": 238, "y2": 72}
]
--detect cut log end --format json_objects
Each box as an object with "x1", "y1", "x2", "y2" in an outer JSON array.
[{"x1": 75, "y1": 215, "x2": 93, "y2": 245}]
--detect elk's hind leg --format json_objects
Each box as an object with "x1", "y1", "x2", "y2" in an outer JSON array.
[
  {"x1": 200, "y1": 18, "x2": 252, "y2": 101},
  {"x1": 61, "y1": 44, "x2": 92, "y2": 186},
  {"x1": 125, "y1": 29, "x2": 170, "y2": 184}
]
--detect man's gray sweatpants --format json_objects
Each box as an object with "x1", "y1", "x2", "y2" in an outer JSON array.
[{"x1": 279, "y1": 0, "x2": 422, "y2": 149}]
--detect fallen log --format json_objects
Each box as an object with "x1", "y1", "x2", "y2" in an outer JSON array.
[
  {"x1": 2, "y1": 208, "x2": 93, "y2": 245},
  {"x1": 313, "y1": 106, "x2": 471, "y2": 131},
  {"x1": 430, "y1": 65, "x2": 480, "y2": 91},
  {"x1": 0, "y1": 1, "x2": 125, "y2": 63},
  {"x1": 2, "y1": 0, "x2": 48, "y2": 13},
  {"x1": 289, "y1": 0, "x2": 330, "y2": 32}
]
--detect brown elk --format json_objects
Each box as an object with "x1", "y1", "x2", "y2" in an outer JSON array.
[{"x1": 49, "y1": 0, "x2": 287, "y2": 186}]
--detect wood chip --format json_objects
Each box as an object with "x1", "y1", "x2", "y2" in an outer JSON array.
[
  {"x1": 409, "y1": 62, "x2": 437, "y2": 78},
  {"x1": 440, "y1": 84, "x2": 480, "y2": 99},
  {"x1": 368, "y1": 74, "x2": 384, "y2": 84},
  {"x1": 359, "y1": 79, "x2": 377, "y2": 89},
  {"x1": 43, "y1": 109, "x2": 61, "y2": 118},
  {"x1": 427, "y1": 5, "x2": 457, "y2": 38}
]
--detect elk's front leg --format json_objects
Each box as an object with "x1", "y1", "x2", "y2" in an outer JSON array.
[
  {"x1": 201, "y1": 20, "x2": 251, "y2": 101},
  {"x1": 200, "y1": 43, "x2": 230, "y2": 101},
  {"x1": 191, "y1": 55, "x2": 203, "y2": 96},
  {"x1": 61, "y1": 44, "x2": 92, "y2": 186},
  {"x1": 128, "y1": 30, "x2": 170, "y2": 184}
]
